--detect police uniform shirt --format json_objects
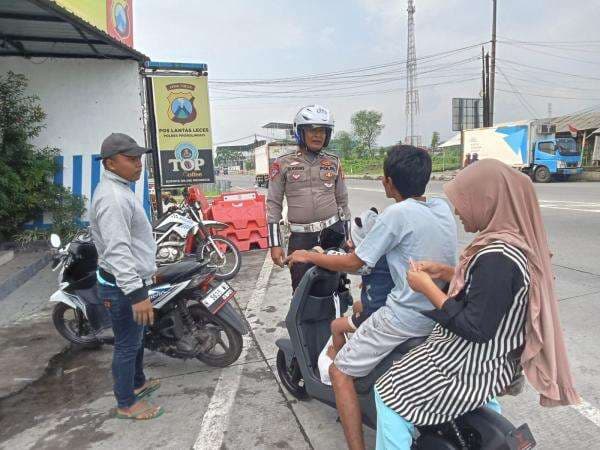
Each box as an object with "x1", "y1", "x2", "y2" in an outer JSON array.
[{"x1": 266, "y1": 147, "x2": 350, "y2": 247}]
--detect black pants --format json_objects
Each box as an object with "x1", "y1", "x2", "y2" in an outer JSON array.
[{"x1": 287, "y1": 220, "x2": 346, "y2": 291}]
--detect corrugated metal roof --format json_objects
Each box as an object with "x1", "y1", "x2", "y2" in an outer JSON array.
[
  {"x1": 439, "y1": 133, "x2": 461, "y2": 148},
  {"x1": 262, "y1": 122, "x2": 293, "y2": 129},
  {"x1": 539, "y1": 111, "x2": 600, "y2": 133},
  {"x1": 0, "y1": 0, "x2": 148, "y2": 61}
]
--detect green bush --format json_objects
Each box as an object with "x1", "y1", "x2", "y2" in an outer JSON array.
[{"x1": 0, "y1": 71, "x2": 85, "y2": 242}]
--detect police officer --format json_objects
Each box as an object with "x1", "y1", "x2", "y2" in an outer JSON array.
[{"x1": 267, "y1": 105, "x2": 351, "y2": 290}]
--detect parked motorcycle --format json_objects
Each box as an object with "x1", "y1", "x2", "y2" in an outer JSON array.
[
  {"x1": 49, "y1": 230, "x2": 247, "y2": 367},
  {"x1": 275, "y1": 236, "x2": 536, "y2": 449},
  {"x1": 153, "y1": 205, "x2": 241, "y2": 281}
]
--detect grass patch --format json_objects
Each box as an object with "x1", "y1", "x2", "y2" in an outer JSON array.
[{"x1": 342, "y1": 148, "x2": 462, "y2": 176}]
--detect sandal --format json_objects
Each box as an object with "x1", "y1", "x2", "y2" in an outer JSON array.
[
  {"x1": 116, "y1": 402, "x2": 164, "y2": 420},
  {"x1": 134, "y1": 378, "x2": 161, "y2": 400}
]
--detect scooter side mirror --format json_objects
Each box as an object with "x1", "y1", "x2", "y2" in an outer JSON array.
[{"x1": 50, "y1": 234, "x2": 61, "y2": 249}]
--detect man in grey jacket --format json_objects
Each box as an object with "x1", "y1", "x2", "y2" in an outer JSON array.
[{"x1": 90, "y1": 133, "x2": 163, "y2": 420}]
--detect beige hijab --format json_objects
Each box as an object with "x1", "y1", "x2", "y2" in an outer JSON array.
[{"x1": 443, "y1": 159, "x2": 579, "y2": 407}]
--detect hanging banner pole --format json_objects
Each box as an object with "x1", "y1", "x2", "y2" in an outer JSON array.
[{"x1": 144, "y1": 77, "x2": 163, "y2": 217}]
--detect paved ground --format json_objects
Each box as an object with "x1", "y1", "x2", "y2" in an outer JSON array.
[{"x1": 1, "y1": 174, "x2": 599, "y2": 449}]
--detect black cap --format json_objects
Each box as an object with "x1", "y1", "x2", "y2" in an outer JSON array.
[{"x1": 97, "y1": 133, "x2": 152, "y2": 160}]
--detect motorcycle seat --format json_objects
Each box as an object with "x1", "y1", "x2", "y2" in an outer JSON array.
[
  {"x1": 354, "y1": 336, "x2": 427, "y2": 395},
  {"x1": 156, "y1": 261, "x2": 207, "y2": 284}
]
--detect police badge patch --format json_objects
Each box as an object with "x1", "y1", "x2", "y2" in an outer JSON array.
[{"x1": 270, "y1": 162, "x2": 280, "y2": 180}]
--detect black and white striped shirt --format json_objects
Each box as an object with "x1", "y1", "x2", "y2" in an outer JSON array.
[{"x1": 375, "y1": 242, "x2": 530, "y2": 426}]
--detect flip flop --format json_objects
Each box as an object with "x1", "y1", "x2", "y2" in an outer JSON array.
[
  {"x1": 115, "y1": 404, "x2": 164, "y2": 420},
  {"x1": 135, "y1": 378, "x2": 161, "y2": 400}
]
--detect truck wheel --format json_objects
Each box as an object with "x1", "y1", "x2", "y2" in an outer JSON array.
[{"x1": 534, "y1": 166, "x2": 551, "y2": 183}]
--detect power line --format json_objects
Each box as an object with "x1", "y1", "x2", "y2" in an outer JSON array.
[
  {"x1": 208, "y1": 42, "x2": 487, "y2": 85},
  {"x1": 210, "y1": 76, "x2": 481, "y2": 101},
  {"x1": 496, "y1": 88, "x2": 600, "y2": 101},
  {"x1": 209, "y1": 58, "x2": 480, "y2": 97},
  {"x1": 497, "y1": 67, "x2": 600, "y2": 91},
  {"x1": 496, "y1": 65, "x2": 539, "y2": 118},
  {"x1": 498, "y1": 40, "x2": 600, "y2": 66},
  {"x1": 498, "y1": 58, "x2": 600, "y2": 81}
]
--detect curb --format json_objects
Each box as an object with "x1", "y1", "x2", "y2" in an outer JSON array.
[{"x1": 0, "y1": 252, "x2": 52, "y2": 302}]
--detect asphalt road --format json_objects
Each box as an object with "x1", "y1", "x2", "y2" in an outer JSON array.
[{"x1": 1, "y1": 173, "x2": 599, "y2": 449}]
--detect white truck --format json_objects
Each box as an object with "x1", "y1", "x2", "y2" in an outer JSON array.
[
  {"x1": 254, "y1": 142, "x2": 298, "y2": 187},
  {"x1": 462, "y1": 121, "x2": 582, "y2": 182}
]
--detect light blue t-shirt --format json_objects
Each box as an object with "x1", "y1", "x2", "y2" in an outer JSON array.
[{"x1": 355, "y1": 198, "x2": 458, "y2": 335}]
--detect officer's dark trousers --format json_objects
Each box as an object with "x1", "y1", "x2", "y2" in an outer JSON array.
[
  {"x1": 287, "y1": 231, "x2": 320, "y2": 291},
  {"x1": 287, "y1": 221, "x2": 346, "y2": 291}
]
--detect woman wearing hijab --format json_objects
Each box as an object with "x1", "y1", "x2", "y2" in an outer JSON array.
[{"x1": 374, "y1": 159, "x2": 579, "y2": 450}]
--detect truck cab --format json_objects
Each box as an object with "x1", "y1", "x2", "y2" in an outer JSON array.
[{"x1": 532, "y1": 133, "x2": 582, "y2": 182}]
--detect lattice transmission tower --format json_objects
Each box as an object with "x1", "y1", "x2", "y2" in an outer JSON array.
[{"x1": 405, "y1": 0, "x2": 421, "y2": 146}]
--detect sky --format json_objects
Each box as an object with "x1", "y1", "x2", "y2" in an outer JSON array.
[{"x1": 134, "y1": 0, "x2": 600, "y2": 148}]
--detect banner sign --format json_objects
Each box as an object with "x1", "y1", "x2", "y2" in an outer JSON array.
[
  {"x1": 54, "y1": 0, "x2": 134, "y2": 47},
  {"x1": 150, "y1": 76, "x2": 215, "y2": 186}
]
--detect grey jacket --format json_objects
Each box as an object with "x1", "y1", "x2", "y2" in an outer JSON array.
[{"x1": 90, "y1": 170, "x2": 156, "y2": 303}]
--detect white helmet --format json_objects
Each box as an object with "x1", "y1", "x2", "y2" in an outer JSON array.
[{"x1": 293, "y1": 104, "x2": 334, "y2": 148}]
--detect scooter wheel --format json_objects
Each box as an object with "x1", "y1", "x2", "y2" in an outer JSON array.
[{"x1": 276, "y1": 349, "x2": 308, "y2": 400}]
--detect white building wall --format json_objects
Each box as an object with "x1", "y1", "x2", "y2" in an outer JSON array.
[{"x1": 2, "y1": 57, "x2": 149, "y2": 223}]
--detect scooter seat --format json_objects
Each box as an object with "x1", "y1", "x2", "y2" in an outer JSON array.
[
  {"x1": 354, "y1": 336, "x2": 427, "y2": 395},
  {"x1": 156, "y1": 261, "x2": 206, "y2": 284}
]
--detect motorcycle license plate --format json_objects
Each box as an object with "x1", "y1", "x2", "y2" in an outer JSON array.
[
  {"x1": 506, "y1": 424, "x2": 536, "y2": 449},
  {"x1": 202, "y1": 281, "x2": 235, "y2": 313}
]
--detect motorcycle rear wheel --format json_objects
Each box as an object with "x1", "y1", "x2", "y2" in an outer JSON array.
[
  {"x1": 188, "y1": 304, "x2": 243, "y2": 367},
  {"x1": 52, "y1": 303, "x2": 101, "y2": 349}
]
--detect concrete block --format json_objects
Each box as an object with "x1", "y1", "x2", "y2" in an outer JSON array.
[{"x1": 0, "y1": 250, "x2": 14, "y2": 267}]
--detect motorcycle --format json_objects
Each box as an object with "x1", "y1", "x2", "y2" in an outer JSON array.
[
  {"x1": 275, "y1": 235, "x2": 536, "y2": 449},
  {"x1": 153, "y1": 188, "x2": 241, "y2": 280},
  {"x1": 49, "y1": 230, "x2": 247, "y2": 367}
]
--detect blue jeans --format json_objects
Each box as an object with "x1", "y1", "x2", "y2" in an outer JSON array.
[
  {"x1": 98, "y1": 284, "x2": 146, "y2": 409},
  {"x1": 374, "y1": 388, "x2": 502, "y2": 450}
]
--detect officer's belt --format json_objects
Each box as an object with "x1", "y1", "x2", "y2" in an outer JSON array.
[{"x1": 289, "y1": 214, "x2": 340, "y2": 233}]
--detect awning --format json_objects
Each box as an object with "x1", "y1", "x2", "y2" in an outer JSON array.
[
  {"x1": 0, "y1": 0, "x2": 148, "y2": 61},
  {"x1": 439, "y1": 133, "x2": 461, "y2": 148}
]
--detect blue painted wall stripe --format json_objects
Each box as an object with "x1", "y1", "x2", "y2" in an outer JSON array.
[
  {"x1": 72, "y1": 155, "x2": 83, "y2": 197},
  {"x1": 91, "y1": 154, "x2": 101, "y2": 198},
  {"x1": 54, "y1": 155, "x2": 64, "y2": 186}
]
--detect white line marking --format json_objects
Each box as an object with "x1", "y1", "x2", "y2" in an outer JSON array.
[
  {"x1": 539, "y1": 200, "x2": 600, "y2": 206},
  {"x1": 348, "y1": 187, "x2": 384, "y2": 193},
  {"x1": 193, "y1": 254, "x2": 274, "y2": 450},
  {"x1": 348, "y1": 188, "x2": 600, "y2": 213},
  {"x1": 571, "y1": 399, "x2": 600, "y2": 428},
  {"x1": 540, "y1": 205, "x2": 600, "y2": 213}
]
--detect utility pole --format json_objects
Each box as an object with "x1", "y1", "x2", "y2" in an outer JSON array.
[
  {"x1": 490, "y1": 0, "x2": 497, "y2": 126},
  {"x1": 547, "y1": 103, "x2": 553, "y2": 117},
  {"x1": 485, "y1": 52, "x2": 491, "y2": 126},
  {"x1": 482, "y1": 46, "x2": 488, "y2": 127}
]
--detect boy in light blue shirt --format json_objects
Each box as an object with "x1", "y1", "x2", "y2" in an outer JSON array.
[{"x1": 286, "y1": 145, "x2": 458, "y2": 450}]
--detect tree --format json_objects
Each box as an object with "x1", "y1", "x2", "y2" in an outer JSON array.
[
  {"x1": 351, "y1": 110, "x2": 384, "y2": 158},
  {"x1": 0, "y1": 72, "x2": 85, "y2": 240},
  {"x1": 329, "y1": 131, "x2": 356, "y2": 159},
  {"x1": 215, "y1": 148, "x2": 243, "y2": 167},
  {"x1": 431, "y1": 131, "x2": 441, "y2": 149}
]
